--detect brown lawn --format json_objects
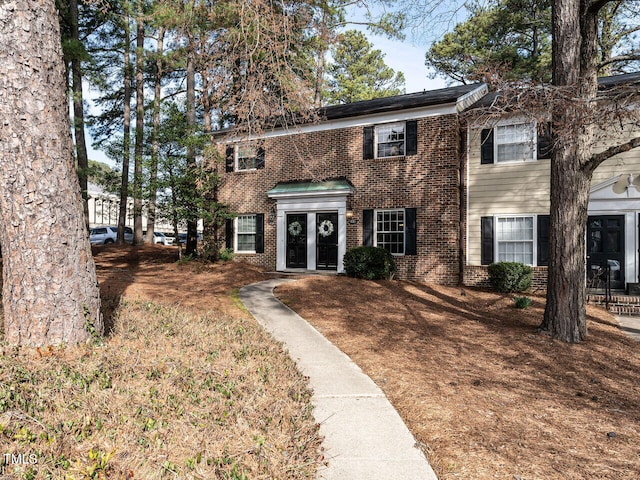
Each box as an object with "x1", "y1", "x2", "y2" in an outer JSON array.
[{"x1": 276, "y1": 276, "x2": 640, "y2": 480}]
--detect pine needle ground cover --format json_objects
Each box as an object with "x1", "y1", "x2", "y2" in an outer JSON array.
[
  {"x1": 0, "y1": 246, "x2": 321, "y2": 479},
  {"x1": 277, "y1": 277, "x2": 640, "y2": 480}
]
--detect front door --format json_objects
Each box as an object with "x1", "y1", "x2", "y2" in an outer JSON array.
[
  {"x1": 587, "y1": 215, "x2": 625, "y2": 290},
  {"x1": 316, "y1": 212, "x2": 338, "y2": 270},
  {"x1": 286, "y1": 214, "x2": 307, "y2": 268}
]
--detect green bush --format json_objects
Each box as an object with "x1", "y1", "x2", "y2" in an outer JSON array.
[
  {"x1": 488, "y1": 262, "x2": 532, "y2": 293},
  {"x1": 513, "y1": 296, "x2": 533, "y2": 309},
  {"x1": 219, "y1": 248, "x2": 235, "y2": 261},
  {"x1": 343, "y1": 246, "x2": 396, "y2": 280}
]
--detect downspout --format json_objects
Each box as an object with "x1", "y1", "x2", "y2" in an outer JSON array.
[{"x1": 458, "y1": 118, "x2": 466, "y2": 286}]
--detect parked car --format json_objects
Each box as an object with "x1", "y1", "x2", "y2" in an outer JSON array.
[
  {"x1": 89, "y1": 226, "x2": 133, "y2": 245},
  {"x1": 143, "y1": 231, "x2": 172, "y2": 245},
  {"x1": 162, "y1": 232, "x2": 176, "y2": 245}
]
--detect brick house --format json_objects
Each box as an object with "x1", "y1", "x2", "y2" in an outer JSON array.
[
  {"x1": 463, "y1": 72, "x2": 640, "y2": 292},
  {"x1": 218, "y1": 83, "x2": 487, "y2": 283}
]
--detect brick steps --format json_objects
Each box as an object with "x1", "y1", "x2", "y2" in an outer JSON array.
[{"x1": 587, "y1": 293, "x2": 640, "y2": 315}]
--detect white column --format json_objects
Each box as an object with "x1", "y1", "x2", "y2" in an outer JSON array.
[
  {"x1": 307, "y1": 212, "x2": 316, "y2": 270},
  {"x1": 276, "y1": 208, "x2": 286, "y2": 271},
  {"x1": 338, "y1": 206, "x2": 347, "y2": 273}
]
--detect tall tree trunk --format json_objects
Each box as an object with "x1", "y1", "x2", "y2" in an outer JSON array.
[
  {"x1": 185, "y1": 46, "x2": 198, "y2": 256},
  {"x1": 540, "y1": 0, "x2": 600, "y2": 342},
  {"x1": 0, "y1": 0, "x2": 102, "y2": 346},
  {"x1": 200, "y1": 70, "x2": 220, "y2": 261},
  {"x1": 118, "y1": 16, "x2": 132, "y2": 244},
  {"x1": 70, "y1": 0, "x2": 90, "y2": 229},
  {"x1": 133, "y1": 6, "x2": 144, "y2": 245},
  {"x1": 146, "y1": 27, "x2": 165, "y2": 244}
]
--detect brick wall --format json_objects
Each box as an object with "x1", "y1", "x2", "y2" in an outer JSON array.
[
  {"x1": 463, "y1": 265, "x2": 548, "y2": 291},
  {"x1": 218, "y1": 114, "x2": 463, "y2": 284}
]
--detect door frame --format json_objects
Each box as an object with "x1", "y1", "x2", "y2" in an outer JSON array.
[
  {"x1": 271, "y1": 195, "x2": 349, "y2": 272},
  {"x1": 286, "y1": 213, "x2": 308, "y2": 269},
  {"x1": 586, "y1": 214, "x2": 626, "y2": 290}
]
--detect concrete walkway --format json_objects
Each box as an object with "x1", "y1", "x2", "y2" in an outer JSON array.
[
  {"x1": 616, "y1": 315, "x2": 640, "y2": 341},
  {"x1": 239, "y1": 278, "x2": 437, "y2": 480}
]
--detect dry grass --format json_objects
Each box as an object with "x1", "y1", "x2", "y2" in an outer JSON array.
[
  {"x1": 0, "y1": 246, "x2": 321, "y2": 479},
  {"x1": 276, "y1": 276, "x2": 640, "y2": 480}
]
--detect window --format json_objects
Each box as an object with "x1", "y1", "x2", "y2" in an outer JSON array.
[
  {"x1": 495, "y1": 122, "x2": 535, "y2": 163},
  {"x1": 236, "y1": 145, "x2": 258, "y2": 171},
  {"x1": 376, "y1": 123, "x2": 405, "y2": 158},
  {"x1": 236, "y1": 215, "x2": 257, "y2": 252},
  {"x1": 375, "y1": 209, "x2": 405, "y2": 255},
  {"x1": 481, "y1": 121, "x2": 540, "y2": 164},
  {"x1": 496, "y1": 216, "x2": 534, "y2": 264},
  {"x1": 225, "y1": 144, "x2": 264, "y2": 172}
]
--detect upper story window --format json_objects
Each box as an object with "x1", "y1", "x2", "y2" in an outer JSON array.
[
  {"x1": 495, "y1": 123, "x2": 535, "y2": 162},
  {"x1": 236, "y1": 145, "x2": 259, "y2": 171},
  {"x1": 363, "y1": 120, "x2": 418, "y2": 160},
  {"x1": 376, "y1": 123, "x2": 405, "y2": 158},
  {"x1": 481, "y1": 120, "x2": 552, "y2": 164},
  {"x1": 225, "y1": 144, "x2": 265, "y2": 172}
]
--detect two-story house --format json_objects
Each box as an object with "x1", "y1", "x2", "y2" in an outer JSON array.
[
  {"x1": 218, "y1": 83, "x2": 487, "y2": 283},
  {"x1": 218, "y1": 72, "x2": 640, "y2": 289},
  {"x1": 463, "y1": 72, "x2": 640, "y2": 292}
]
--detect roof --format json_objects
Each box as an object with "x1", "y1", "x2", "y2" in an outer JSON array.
[
  {"x1": 319, "y1": 83, "x2": 484, "y2": 120},
  {"x1": 266, "y1": 179, "x2": 354, "y2": 197},
  {"x1": 468, "y1": 71, "x2": 640, "y2": 109},
  {"x1": 213, "y1": 83, "x2": 487, "y2": 137}
]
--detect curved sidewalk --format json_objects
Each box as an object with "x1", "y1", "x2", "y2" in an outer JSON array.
[{"x1": 239, "y1": 278, "x2": 438, "y2": 480}]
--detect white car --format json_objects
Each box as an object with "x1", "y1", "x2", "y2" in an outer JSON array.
[
  {"x1": 89, "y1": 226, "x2": 133, "y2": 245},
  {"x1": 149, "y1": 231, "x2": 172, "y2": 245}
]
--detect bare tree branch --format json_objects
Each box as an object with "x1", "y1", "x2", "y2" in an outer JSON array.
[{"x1": 586, "y1": 135, "x2": 640, "y2": 173}]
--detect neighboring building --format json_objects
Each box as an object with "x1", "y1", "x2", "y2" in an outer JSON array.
[
  {"x1": 464, "y1": 72, "x2": 640, "y2": 291},
  {"x1": 87, "y1": 182, "x2": 176, "y2": 233},
  {"x1": 218, "y1": 72, "x2": 640, "y2": 288},
  {"x1": 218, "y1": 83, "x2": 487, "y2": 283}
]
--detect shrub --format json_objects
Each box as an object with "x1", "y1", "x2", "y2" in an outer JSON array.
[
  {"x1": 488, "y1": 262, "x2": 532, "y2": 293},
  {"x1": 343, "y1": 246, "x2": 396, "y2": 280},
  {"x1": 514, "y1": 296, "x2": 533, "y2": 309},
  {"x1": 219, "y1": 248, "x2": 235, "y2": 261}
]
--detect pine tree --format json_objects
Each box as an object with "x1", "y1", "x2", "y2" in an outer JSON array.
[{"x1": 325, "y1": 30, "x2": 405, "y2": 105}]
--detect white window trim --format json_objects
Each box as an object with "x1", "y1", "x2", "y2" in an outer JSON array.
[
  {"x1": 494, "y1": 214, "x2": 537, "y2": 266},
  {"x1": 374, "y1": 122, "x2": 406, "y2": 159},
  {"x1": 235, "y1": 144, "x2": 258, "y2": 172},
  {"x1": 235, "y1": 214, "x2": 257, "y2": 254},
  {"x1": 374, "y1": 208, "x2": 406, "y2": 256},
  {"x1": 493, "y1": 119, "x2": 537, "y2": 164}
]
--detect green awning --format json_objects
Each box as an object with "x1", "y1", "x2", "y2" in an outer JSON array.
[{"x1": 267, "y1": 179, "x2": 353, "y2": 196}]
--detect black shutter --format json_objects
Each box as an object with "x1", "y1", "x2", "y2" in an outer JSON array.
[
  {"x1": 481, "y1": 216, "x2": 494, "y2": 265},
  {"x1": 363, "y1": 209, "x2": 373, "y2": 246},
  {"x1": 363, "y1": 126, "x2": 374, "y2": 159},
  {"x1": 255, "y1": 213, "x2": 264, "y2": 253},
  {"x1": 225, "y1": 146, "x2": 234, "y2": 172},
  {"x1": 480, "y1": 128, "x2": 494, "y2": 165},
  {"x1": 537, "y1": 122, "x2": 552, "y2": 159},
  {"x1": 256, "y1": 147, "x2": 265, "y2": 169},
  {"x1": 405, "y1": 208, "x2": 417, "y2": 255},
  {"x1": 405, "y1": 120, "x2": 418, "y2": 156},
  {"x1": 537, "y1": 215, "x2": 550, "y2": 266},
  {"x1": 225, "y1": 218, "x2": 234, "y2": 250}
]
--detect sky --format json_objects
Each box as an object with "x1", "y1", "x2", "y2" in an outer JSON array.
[{"x1": 85, "y1": 17, "x2": 453, "y2": 166}]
